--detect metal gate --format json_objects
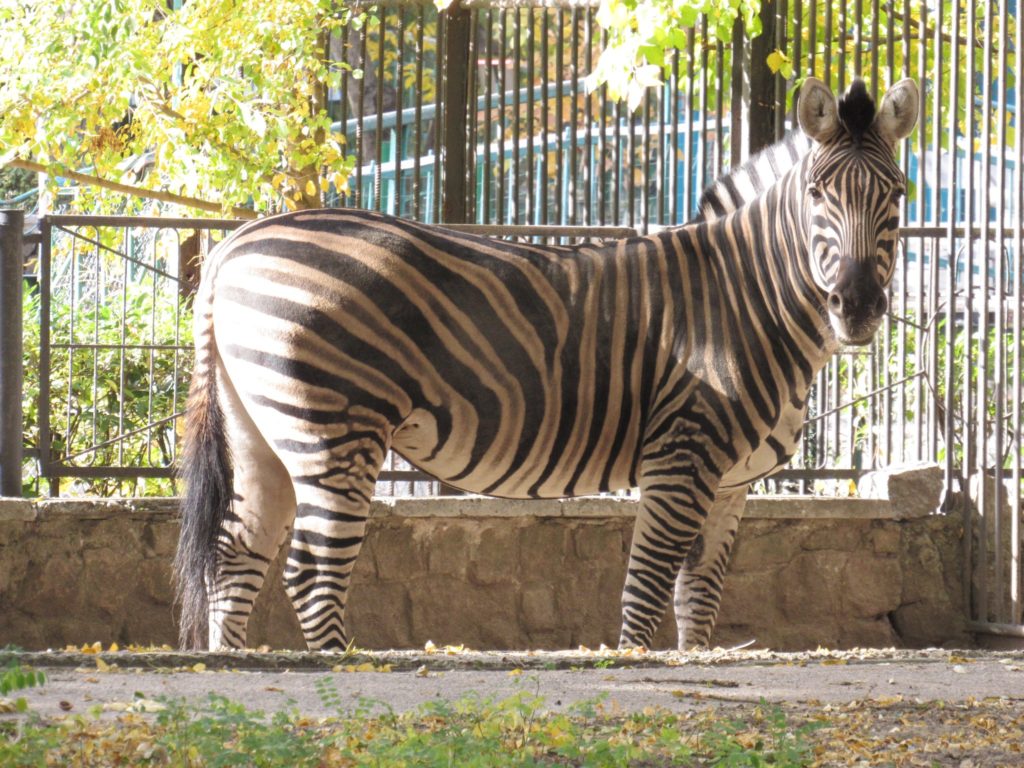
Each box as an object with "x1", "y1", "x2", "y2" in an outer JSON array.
[{"x1": 6, "y1": 0, "x2": 1022, "y2": 639}]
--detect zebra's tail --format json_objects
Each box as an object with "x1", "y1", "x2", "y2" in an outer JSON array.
[{"x1": 173, "y1": 280, "x2": 232, "y2": 650}]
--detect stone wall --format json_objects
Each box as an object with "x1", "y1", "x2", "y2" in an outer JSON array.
[{"x1": 0, "y1": 495, "x2": 970, "y2": 651}]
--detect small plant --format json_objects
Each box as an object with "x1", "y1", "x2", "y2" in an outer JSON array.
[{"x1": 0, "y1": 661, "x2": 46, "y2": 714}]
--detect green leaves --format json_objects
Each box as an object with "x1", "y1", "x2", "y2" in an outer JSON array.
[
  {"x1": 588, "y1": 0, "x2": 762, "y2": 107},
  {"x1": 0, "y1": 0, "x2": 354, "y2": 215}
]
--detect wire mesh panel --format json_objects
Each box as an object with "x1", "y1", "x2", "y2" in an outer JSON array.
[{"x1": 23, "y1": 0, "x2": 1023, "y2": 631}]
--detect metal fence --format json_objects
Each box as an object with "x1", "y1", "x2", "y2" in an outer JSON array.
[{"x1": 3, "y1": 0, "x2": 1021, "y2": 637}]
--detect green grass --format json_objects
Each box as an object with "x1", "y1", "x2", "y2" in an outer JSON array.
[{"x1": 0, "y1": 679, "x2": 822, "y2": 767}]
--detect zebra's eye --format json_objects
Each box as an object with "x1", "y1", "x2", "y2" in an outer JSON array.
[
  {"x1": 808, "y1": 184, "x2": 824, "y2": 202},
  {"x1": 891, "y1": 187, "x2": 906, "y2": 203}
]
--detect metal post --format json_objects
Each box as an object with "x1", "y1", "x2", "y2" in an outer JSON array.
[
  {"x1": 441, "y1": 2, "x2": 471, "y2": 224},
  {"x1": 0, "y1": 209, "x2": 24, "y2": 497}
]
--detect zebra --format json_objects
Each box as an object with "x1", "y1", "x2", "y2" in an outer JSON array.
[
  {"x1": 175, "y1": 76, "x2": 919, "y2": 652},
  {"x1": 694, "y1": 129, "x2": 814, "y2": 221}
]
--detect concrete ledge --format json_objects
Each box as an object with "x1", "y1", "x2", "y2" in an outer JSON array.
[
  {"x1": 3, "y1": 494, "x2": 896, "y2": 521},
  {"x1": 0, "y1": 495, "x2": 967, "y2": 652}
]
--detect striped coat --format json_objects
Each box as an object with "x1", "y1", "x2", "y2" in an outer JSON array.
[{"x1": 176, "y1": 77, "x2": 919, "y2": 651}]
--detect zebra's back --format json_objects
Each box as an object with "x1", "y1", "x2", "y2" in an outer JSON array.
[{"x1": 206, "y1": 209, "x2": 681, "y2": 499}]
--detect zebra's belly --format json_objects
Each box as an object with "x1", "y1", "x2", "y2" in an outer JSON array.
[
  {"x1": 390, "y1": 408, "x2": 638, "y2": 499},
  {"x1": 719, "y1": 401, "x2": 806, "y2": 489}
]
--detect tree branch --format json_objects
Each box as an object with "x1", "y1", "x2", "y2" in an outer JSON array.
[{"x1": 5, "y1": 158, "x2": 258, "y2": 219}]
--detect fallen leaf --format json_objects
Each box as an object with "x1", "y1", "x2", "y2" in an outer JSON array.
[{"x1": 59, "y1": 700, "x2": 73, "y2": 711}]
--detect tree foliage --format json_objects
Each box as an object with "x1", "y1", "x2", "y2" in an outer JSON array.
[
  {"x1": 587, "y1": 0, "x2": 762, "y2": 109},
  {"x1": 0, "y1": 0, "x2": 357, "y2": 215}
]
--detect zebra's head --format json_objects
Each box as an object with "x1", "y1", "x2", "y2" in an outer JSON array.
[{"x1": 797, "y1": 77, "x2": 919, "y2": 346}]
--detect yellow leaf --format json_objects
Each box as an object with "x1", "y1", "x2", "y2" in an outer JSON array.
[
  {"x1": 192, "y1": 663, "x2": 207, "y2": 673},
  {"x1": 95, "y1": 657, "x2": 110, "y2": 672},
  {"x1": 304, "y1": 179, "x2": 317, "y2": 197},
  {"x1": 108, "y1": 642, "x2": 119, "y2": 653},
  {"x1": 424, "y1": 640, "x2": 438, "y2": 654},
  {"x1": 507, "y1": 668, "x2": 523, "y2": 677}
]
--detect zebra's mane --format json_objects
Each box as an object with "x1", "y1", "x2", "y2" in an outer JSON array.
[
  {"x1": 837, "y1": 79, "x2": 876, "y2": 141},
  {"x1": 692, "y1": 130, "x2": 813, "y2": 222}
]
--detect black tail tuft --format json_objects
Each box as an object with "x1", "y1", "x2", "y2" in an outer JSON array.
[{"x1": 173, "y1": 355, "x2": 232, "y2": 650}]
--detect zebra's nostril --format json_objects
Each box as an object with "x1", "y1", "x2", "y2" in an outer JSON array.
[{"x1": 827, "y1": 292, "x2": 843, "y2": 314}]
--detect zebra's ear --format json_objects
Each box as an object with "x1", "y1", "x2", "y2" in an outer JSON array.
[
  {"x1": 873, "y1": 78, "x2": 919, "y2": 145},
  {"x1": 797, "y1": 78, "x2": 839, "y2": 143}
]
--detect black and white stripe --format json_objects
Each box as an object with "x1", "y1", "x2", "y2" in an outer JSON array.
[{"x1": 175, "y1": 77, "x2": 919, "y2": 651}]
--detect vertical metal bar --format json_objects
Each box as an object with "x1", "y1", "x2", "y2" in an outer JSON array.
[
  {"x1": 441, "y1": 4, "x2": 470, "y2": 223},
  {"x1": 854, "y1": 0, "x2": 862, "y2": 89},
  {"x1": 991, "y1": 0, "x2": 1008, "y2": 621},
  {"x1": 497, "y1": 8, "x2": 507, "y2": 225},
  {"x1": 917, "y1": 0, "x2": 933, "y2": 462},
  {"x1": 715, "y1": 41, "x2": 724, "y2": 179},
  {"x1": 869, "y1": 0, "x2": 878, "y2": 95},
  {"x1": 356, "y1": 23, "x2": 368, "y2": 207},
  {"x1": 774, "y1": 0, "x2": 786, "y2": 140},
  {"x1": 541, "y1": 10, "x2": 550, "y2": 226},
  {"x1": 526, "y1": 6, "x2": 535, "y2": 225},
  {"x1": 1012, "y1": 0, "x2": 1023, "y2": 625},
  {"x1": 614, "y1": 89, "x2": 623, "y2": 225},
  {"x1": 118, "y1": 233, "x2": 128, "y2": 467},
  {"x1": 395, "y1": 5, "x2": 406, "y2": 216},
  {"x1": 970, "y1": 0, "x2": 987, "y2": 626},
  {"x1": 669, "y1": 50, "x2": 679, "y2": 224},
  {"x1": 0, "y1": 209, "x2": 24, "y2": 496},
  {"x1": 466, "y1": 8, "x2": 479, "y2": 223},
  {"x1": 641, "y1": 90, "x2": 651, "y2": 232},
  {"x1": 698, "y1": 17, "x2": 710, "y2": 194},
  {"x1": 512, "y1": 8, "x2": 522, "y2": 224},
  {"x1": 413, "y1": 7, "x2": 424, "y2": 220},
  {"x1": 568, "y1": 7, "x2": 579, "y2": 227},
  {"x1": 943, "y1": 0, "x2": 965, "y2": 610},
  {"x1": 482, "y1": 9, "x2": 493, "y2": 224},
  {"x1": 808, "y1": 0, "x2": 817, "y2": 80},
  {"x1": 38, "y1": 222, "x2": 54, "y2": 495},
  {"x1": 838, "y1": 1, "x2": 847, "y2": 92},
  {"x1": 824, "y1": 1, "x2": 833, "y2": 89},
  {"x1": 599, "y1": 22, "x2": 608, "y2": 225},
  {"x1": 91, "y1": 230, "x2": 101, "y2": 462},
  {"x1": 583, "y1": 8, "x2": 592, "y2": 226},
  {"x1": 433, "y1": 8, "x2": 445, "y2": 223},
  {"x1": 339, "y1": 28, "x2": 350, "y2": 207},
  {"x1": 687, "y1": 25, "x2": 698, "y2": 217},
  {"x1": 658, "y1": 78, "x2": 668, "y2": 227},
  {"x1": 792, "y1": 0, "x2": 802, "y2": 128},
  {"x1": 374, "y1": 10, "x2": 386, "y2": 211}
]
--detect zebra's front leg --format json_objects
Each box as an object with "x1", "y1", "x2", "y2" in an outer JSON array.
[
  {"x1": 673, "y1": 488, "x2": 747, "y2": 650},
  {"x1": 281, "y1": 434, "x2": 386, "y2": 651},
  {"x1": 620, "y1": 467, "x2": 720, "y2": 649}
]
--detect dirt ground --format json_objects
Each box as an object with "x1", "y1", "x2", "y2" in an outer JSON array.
[{"x1": 4, "y1": 646, "x2": 1024, "y2": 766}]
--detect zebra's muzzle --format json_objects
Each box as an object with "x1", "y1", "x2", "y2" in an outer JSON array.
[{"x1": 826, "y1": 259, "x2": 888, "y2": 345}]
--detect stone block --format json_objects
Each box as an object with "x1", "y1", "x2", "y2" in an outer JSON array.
[
  {"x1": 574, "y1": 523, "x2": 627, "y2": 562},
  {"x1": 869, "y1": 524, "x2": 901, "y2": 555},
  {"x1": 778, "y1": 552, "x2": 844, "y2": 622},
  {"x1": 426, "y1": 522, "x2": 472, "y2": 577},
  {"x1": 349, "y1": 581, "x2": 413, "y2": 648},
  {"x1": 842, "y1": 557, "x2": 902, "y2": 618},
  {"x1": 729, "y1": 523, "x2": 803, "y2": 571},
  {"x1": 410, "y1": 579, "x2": 521, "y2": 648},
  {"x1": 468, "y1": 523, "x2": 520, "y2": 585},
  {"x1": 372, "y1": 522, "x2": 425, "y2": 580},
  {"x1": 858, "y1": 462, "x2": 943, "y2": 518},
  {"x1": 521, "y1": 586, "x2": 558, "y2": 631},
  {"x1": 519, "y1": 522, "x2": 570, "y2": 582},
  {"x1": 801, "y1": 521, "x2": 868, "y2": 552}
]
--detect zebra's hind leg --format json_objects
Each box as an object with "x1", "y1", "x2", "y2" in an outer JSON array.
[
  {"x1": 278, "y1": 430, "x2": 389, "y2": 650},
  {"x1": 209, "y1": 366, "x2": 297, "y2": 650},
  {"x1": 673, "y1": 489, "x2": 747, "y2": 650}
]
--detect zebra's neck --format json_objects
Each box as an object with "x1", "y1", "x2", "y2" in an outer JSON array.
[{"x1": 686, "y1": 159, "x2": 837, "y2": 377}]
